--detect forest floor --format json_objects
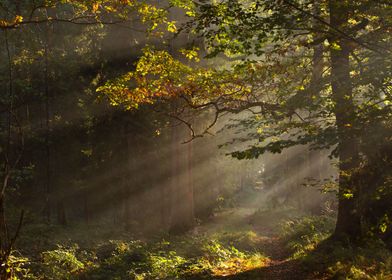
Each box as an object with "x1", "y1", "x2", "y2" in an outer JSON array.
[
  {"x1": 15, "y1": 205, "x2": 392, "y2": 279},
  {"x1": 192, "y1": 207, "x2": 313, "y2": 279}
]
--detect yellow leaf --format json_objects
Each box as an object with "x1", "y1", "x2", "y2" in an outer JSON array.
[
  {"x1": 380, "y1": 223, "x2": 387, "y2": 233},
  {"x1": 343, "y1": 193, "x2": 354, "y2": 199},
  {"x1": 330, "y1": 42, "x2": 342, "y2": 51},
  {"x1": 167, "y1": 21, "x2": 177, "y2": 33},
  {"x1": 15, "y1": 15, "x2": 23, "y2": 23},
  {"x1": 92, "y1": 3, "x2": 99, "y2": 12}
]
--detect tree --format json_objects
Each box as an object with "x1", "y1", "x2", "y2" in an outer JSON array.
[{"x1": 99, "y1": 0, "x2": 392, "y2": 242}]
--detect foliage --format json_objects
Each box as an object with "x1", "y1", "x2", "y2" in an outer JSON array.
[
  {"x1": 281, "y1": 215, "x2": 335, "y2": 259},
  {"x1": 40, "y1": 245, "x2": 86, "y2": 279},
  {"x1": 199, "y1": 239, "x2": 265, "y2": 277},
  {"x1": 87, "y1": 236, "x2": 267, "y2": 279},
  {"x1": 96, "y1": 46, "x2": 252, "y2": 112},
  {"x1": 0, "y1": 252, "x2": 32, "y2": 280},
  {"x1": 19, "y1": 229, "x2": 269, "y2": 280},
  {"x1": 281, "y1": 214, "x2": 392, "y2": 279},
  {"x1": 312, "y1": 241, "x2": 392, "y2": 280},
  {"x1": 98, "y1": 0, "x2": 392, "y2": 158},
  {"x1": 0, "y1": 0, "x2": 177, "y2": 34}
]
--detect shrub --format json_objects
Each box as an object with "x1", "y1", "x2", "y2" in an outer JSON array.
[
  {"x1": 40, "y1": 245, "x2": 85, "y2": 279},
  {"x1": 1, "y1": 252, "x2": 32, "y2": 280},
  {"x1": 281, "y1": 215, "x2": 335, "y2": 258},
  {"x1": 324, "y1": 243, "x2": 392, "y2": 280}
]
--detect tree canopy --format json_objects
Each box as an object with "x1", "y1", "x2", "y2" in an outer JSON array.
[{"x1": 99, "y1": 0, "x2": 392, "y2": 241}]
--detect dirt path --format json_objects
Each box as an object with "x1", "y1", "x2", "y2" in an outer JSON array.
[
  {"x1": 242, "y1": 236, "x2": 306, "y2": 280},
  {"x1": 243, "y1": 217, "x2": 308, "y2": 280},
  {"x1": 195, "y1": 208, "x2": 311, "y2": 280}
]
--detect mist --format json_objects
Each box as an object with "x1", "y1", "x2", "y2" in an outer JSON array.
[{"x1": 1, "y1": 1, "x2": 391, "y2": 279}]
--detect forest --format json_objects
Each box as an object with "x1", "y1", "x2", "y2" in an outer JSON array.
[{"x1": 0, "y1": 0, "x2": 391, "y2": 279}]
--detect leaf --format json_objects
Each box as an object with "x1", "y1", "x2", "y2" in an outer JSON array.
[
  {"x1": 380, "y1": 223, "x2": 387, "y2": 233},
  {"x1": 92, "y1": 3, "x2": 99, "y2": 13},
  {"x1": 167, "y1": 21, "x2": 177, "y2": 33},
  {"x1": 343, "y1": 193, "x2": 354, "y2": 199}
]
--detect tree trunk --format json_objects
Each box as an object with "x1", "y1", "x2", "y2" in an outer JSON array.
[
  {"x1": 84, "y1": 194, "x2": 90, "y2": 225},
  {"x1": 43, "y1": 21, "x2": 52, "y2": 224},
  {"x1": 329, "y1": 0, "x2": 361, "y2": 240},
  {"x1": 0, "y1": 195, "x2": 7, "y2": 252},
  {"x1": 169, "y1": 120, "x2": 194, "y2": 234},
  {"x1": 57, "y1": 200, "x2": 67, "y2": 226},
  {"x1": 0, "y1": 29, "x2": 13, "y2": 252},
  {"x1": 160, "y1": 134, "x2": 171, "y2": 231},
  {"x1": 169, "y1": 123, "x2": 181, "y2": 233},
  {"x1": 309, "y1": 0, "x2": 324, "y2": 99},
  {"x1": 122, "y1": 121, "x2": 132, "y2": 230},
  {"x1": 186, "y1": 133, "x2": 195, "y2": 224}
]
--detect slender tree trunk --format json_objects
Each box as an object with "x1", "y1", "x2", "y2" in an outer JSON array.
[
  {"x1": 309, "y1": 0, "x2": 324, "y2": 98},
  {"x1": 160, "y1": 134, "x2": 171, "y2": 230},
  {"x1": 84, "y1": 194, "x2": 90, "y2": 225},
  {"x1": 329, "y1": 0, "x2": 361, "y2": 240},
  {"x1": 122, "y1": 122, "x2": 132, "y2": 230},
  {"x1": 0, "y1": 29, "x2": 13, "y2": 253},
  {"x1": 169, "y1": 120, "x2": 194, "y2": 233},
  {"x1": 57, "y1": 200, "x2": 67, "y2": 226},
  {"x1": 185, "y1": 130, "x2": 195, "y2": 224},
  {"x1": 169, "y1": 123, "x2": 180, "y2": 233},
  {"x1": 43, "y1": 21, "x2": 52, "y2": 223}
]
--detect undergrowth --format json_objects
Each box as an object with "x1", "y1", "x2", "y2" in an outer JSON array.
[
  {"x1": 14, "y1": 231, "x2": 268, "y2": 279},
  {"x1": 281, "y1": 215, "x2": 335, "y2": 259},
  {"x1": 10, "y1": 211, "x2": 392, "y2": 279},
  {"x1": 281, "y1": 215, "x2": 392, "y2": 279}
]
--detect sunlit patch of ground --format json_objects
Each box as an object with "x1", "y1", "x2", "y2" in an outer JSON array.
[
  {"x1": 210, "y1": 254, "x2": 269, "y2": 277},
  {"x1": 180, "y1": 206, "x2": 308, "y2": 279}
]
